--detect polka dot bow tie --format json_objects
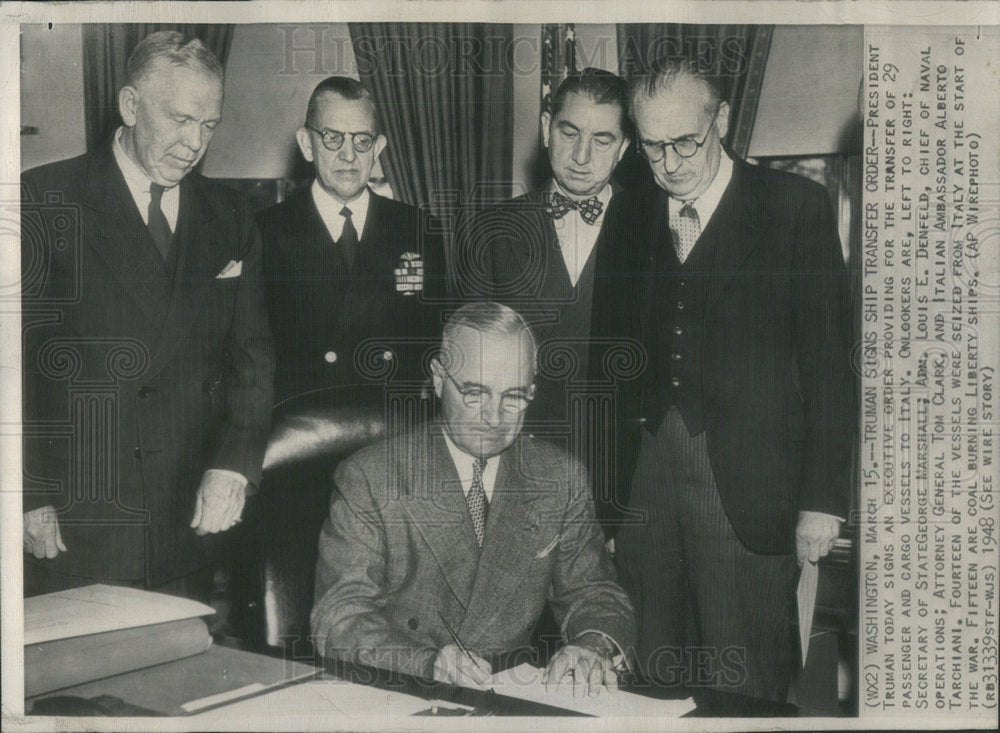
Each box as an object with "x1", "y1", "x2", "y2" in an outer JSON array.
[{"x1": 543, "y1": 191, "x2": 604, "y2": 226}]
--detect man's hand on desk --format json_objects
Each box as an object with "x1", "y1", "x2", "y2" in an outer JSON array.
[
  {"x1": 543, "y1": 637, "x2": 619, "y2": 697},
  {"x1": 190, "y1": 470, "x2": 247, "y2": 536},
  {"x1": 432, "y1": 644, "x2": 493, "y2": 689},
  {"x1": 796, "y1": 510, "x2": 842, "y2": 566},
  {"x1": 23, "y1": 505, "x2": 67, "y2": 559}
]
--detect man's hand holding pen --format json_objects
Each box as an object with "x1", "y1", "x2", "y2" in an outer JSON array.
[{"x1": 432, "y1": 643, "x2": 493, "y2": 689}]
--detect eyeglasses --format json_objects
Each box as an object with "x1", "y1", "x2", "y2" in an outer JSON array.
[
  {"x1": 438, "y1": 366, "x2": 535, "y2": 416},
  {"x1": 305, "y1": 125, "x2": 376, "y2": 153},
  {"x1": 639, "y1": 103, "x2": 721, "y2": 162}
]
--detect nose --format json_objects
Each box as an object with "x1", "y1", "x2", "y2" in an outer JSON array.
[
  {"x1": 479, "y1": 398, "x2": 504, "y2": 429},
  {"x1": 339, "y1": 140, "x2": 357, "y2": 163},
  {"x1": 661, "y1": 146, "x2": 684, "y2": 174},
  {"x1": 572, "y1": 137, "x2": 591, "y2": 166},
  {"x1": 180, "y1": 123, "x2": 206, "y2": 154}
]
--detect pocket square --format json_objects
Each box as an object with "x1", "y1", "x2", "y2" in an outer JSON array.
[
  {"x1": 534, "y1": 533, "x2": 563, "y2": 559},
  {"x1": 216, "y1": 260, "x2": 243, "y2": 279}
]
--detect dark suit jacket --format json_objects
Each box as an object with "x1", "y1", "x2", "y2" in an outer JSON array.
[
  {"x1": 21, "y1": 146, "x2": 275, "y2": 586},
  {"x1": 311, "y1": 425, "x2": 635, "y2": 678},
  {"x1": 601, "y1": 159, "x2": 855, "y2": 553},
  {"x1": 258, "y1": 189, "x2": 446, "y2": 403},
  {"x1": 458, "y1": 187, "x2": 649, "y2": 524}
]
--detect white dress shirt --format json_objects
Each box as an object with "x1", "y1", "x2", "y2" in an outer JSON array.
[
  {"x1": 550, "y1": 181, "x2": 614, "y2": 287},
  {"x1": 312, "y1": 181, "x2": 371, "y2": 243},
  {"x1": 112, "y1": 127, "x2": 180, "y2": 231},
  {"x1": 441, "y1": 430, "x2": 500, "y2": 503}
]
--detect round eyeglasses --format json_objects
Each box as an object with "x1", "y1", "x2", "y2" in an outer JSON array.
[
  {"x1": 306, "y1": 125, "x2": 376, "y2": 153},
  {"x1": 439, "y1": 367, "x2": 535, "y2": 416},
  {"x1": 639, "y1": 103, "x2": 721, "y2": 162}
]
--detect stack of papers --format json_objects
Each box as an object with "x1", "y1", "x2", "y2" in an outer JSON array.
[{"x1": 25, "y1": 584, "x2": 214, "y2": 645}]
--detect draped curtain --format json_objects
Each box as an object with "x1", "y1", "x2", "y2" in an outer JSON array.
[
  {"x1": 82, "y1": 24, "x2": 235, "y2": 151},
  {"x1": 348, "y1": 23, "x2": 514, "y2": 282},
  {"x1": 615, "y1": 24, "x2": 772, "y2": 158}
]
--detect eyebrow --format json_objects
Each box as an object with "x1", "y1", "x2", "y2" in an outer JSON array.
[
  {"x1": 455, "y1": 379, "x2": 532, "y2": 396},
  {"x1": 557, "y1": 120, "x2": 619, "y2": 140}
]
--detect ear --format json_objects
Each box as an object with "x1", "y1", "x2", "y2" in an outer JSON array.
[
  {"x1": 430, "y1": 357, "x2": 445, "y2": 399},
  {"x1": 372, "y1": 134, "x2": 388, "y2": 161},
  {"x1": 540, "y1": 111, "x2": 552, "y2": 149},
  {"x1": 715, "y1": 101, "x2": 731, "y2": 141},
  {"x1": 119, "y1": 85, "x2": 139, "y2": 127},
  {"x1": 295, "y1": 127, "x2": 315, "y2": 164},
  {"x1": 616, "y1": 136, "x2": 632, "y2": 162}
]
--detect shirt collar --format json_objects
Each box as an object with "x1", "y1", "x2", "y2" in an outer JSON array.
[
  {"x1": 311, "y1": 181, "x2": 371, "y2": 235},
  {"x1": 113, "y1": 127, "x2": 160, "y2": 198},
  {"x1": 440, "y1": 428, "x2": 500, "y2": 501},
  {"x1": 673, "y1": 149, "x2": 733, "y2": 224}
]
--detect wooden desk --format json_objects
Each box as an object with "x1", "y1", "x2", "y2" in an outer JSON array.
[{"x1": 28, "y1": 645, "x2": 800, "y2": 719}]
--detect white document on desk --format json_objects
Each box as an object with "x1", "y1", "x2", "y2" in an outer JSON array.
[
  {"x1": 24, "y1": 584, "x2": 215, "y2": 645},
  {"x1": 491, "y1": 663, "x2": 696, "y2": 718},
  {"x1": 190, "y1": 679, "x2": 432, "y2": 721}
]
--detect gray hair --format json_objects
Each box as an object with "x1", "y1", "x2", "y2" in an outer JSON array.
[
  {"x1": 125, "y1": 31, "x2": 224, "y2": 89},
  {"x1": 628, "y1": 56, "x2": 724, "y2": 117},
  {"x1": 440, "y1": 302, "x2": 538, "y2": 373}
]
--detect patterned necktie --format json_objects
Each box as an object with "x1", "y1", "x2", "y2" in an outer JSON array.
[
  {"x1": 544, "y1": 191, "x2": 604, "y2": 226},
  {"x1": 670, "y1": 201, "x2": 701, "y2": 263},
  {"x1": 339, "y1": 206, "x2": 358, "y2": 270},
  {"x1": 467, "y1": 457, "x2": 488, "y2": 548},
  {"x1": 147, "y1": 183, "x2": 173, "y2": 264}
]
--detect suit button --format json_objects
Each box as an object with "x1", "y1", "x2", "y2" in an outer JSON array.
[
  {"x1": 671, "y1": 377, "x2": 681, "y2": 387},
  {"x1": 137, "y1": 386, "x2": 154, "y2": 399},
  {"x1": 673, "y1": 326, "x2": 683, "y2": 336},
  {"x1": 676, "y1": 301, "x2": 685, "y2": 310},
  {"x1": 679, "y1": 278, "x2": 688, "y2": 287},
  {"x1": 407, "y1": 618, "x2": 418, "y2": 630},
  {"x1": 383, "y1": 350, "x2": 394, "y2": 361},
  {"x1": 672, "y1": 353, "x2": 682, "y2": 361},
  {"x1": 324, "y1": 351, "x2": 338, "y2": 364},
  {"x1": 133, "y1": 446, "x2": 141, "y2": 459}
]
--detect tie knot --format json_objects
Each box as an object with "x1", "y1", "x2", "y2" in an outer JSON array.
[
  {"x1": 149, "y1": 182, "x2": 165, "y2": 205},
  {"x1": 473, "y1": 457, "x2": 487, "y2": 479},
  {"x1": 340, "y1": 206, "x2": 353, "y2": 220},
  {"x1": 679, "y1": 201, "x2": 698, "y2": 219}
]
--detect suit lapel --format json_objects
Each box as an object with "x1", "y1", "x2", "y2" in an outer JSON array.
[
  {"x1": 459, "y1": 440, "x2": 548, "y2": 645},
  {"x1": 401, "y1": 428, "x2": 480, "y2": 611},
  {"x1": 702, "y1": 161, "x2": 762, "y2": 310},
  {"x1": 333, "y1": 191, "x2": 394, "y2": 336},
  {"x1": 143, "y1": 177, "x2": 232, "y2": 378},
  {"x1": 638, "y1": 184, "x2": 672, "y2": 345},
  {"x1": 81, "y1": 147, "x2": 172, "y2": 323}
]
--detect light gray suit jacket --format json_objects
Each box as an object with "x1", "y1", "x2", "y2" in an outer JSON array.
[{"x1": 311, "y1": 425, "x2": 635, "y2": 678}]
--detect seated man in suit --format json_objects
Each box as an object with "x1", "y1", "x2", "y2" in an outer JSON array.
[
  {"x1": 311, "y1": 302, "x2": 635, "y2": 692},
  {"x1": 258, "y1": 76, "x2": 446, "y2": 403}
]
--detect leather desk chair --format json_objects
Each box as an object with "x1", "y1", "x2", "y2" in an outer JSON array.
[{"x1": 250, "y1": 384, "x2": 433, "y2": 659}]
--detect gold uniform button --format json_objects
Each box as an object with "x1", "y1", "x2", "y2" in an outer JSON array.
[
  {"x1": 324, "y1": 351, "x2": 338, "y2": 363},
  {"x1": 671, "y1": 377, "x2": 681, "y2": 387},
  {"x1": 383, "y1": 350, "x2": 394, "y2": 361}
]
